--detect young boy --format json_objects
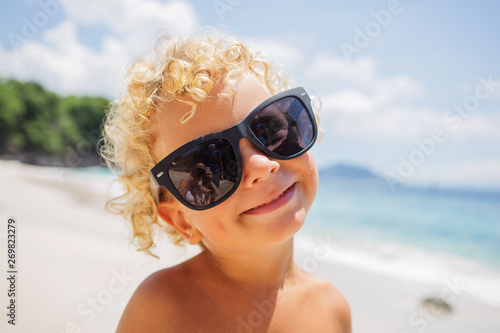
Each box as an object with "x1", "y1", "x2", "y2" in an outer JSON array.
[{"x1": 101, "y1": 30, "x2": 351, "y2": 332}]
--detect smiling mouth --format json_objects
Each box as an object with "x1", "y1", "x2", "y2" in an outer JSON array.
[{"x1": 246, "y1": 184, "x2": 294, "y2": 212}]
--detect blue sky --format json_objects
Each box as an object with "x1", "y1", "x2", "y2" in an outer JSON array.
[{"x1": 1, "y1": 0, "x2": 499, "y2": 191}]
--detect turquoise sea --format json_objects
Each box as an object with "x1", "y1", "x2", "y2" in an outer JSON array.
[{"x1": 301, "y1": 172, "x2": 500, "y2": 306}]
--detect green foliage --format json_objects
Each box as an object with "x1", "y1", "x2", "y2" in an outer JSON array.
[{"x1": 0, "y1": 78, "x2": 109, "y2": 159}]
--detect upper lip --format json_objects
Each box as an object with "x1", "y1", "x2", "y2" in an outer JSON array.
[{"x1": 245, "y1": 183, "x2": 294, "y2": 212}]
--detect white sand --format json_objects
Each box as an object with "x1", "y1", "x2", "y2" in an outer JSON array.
[{"x1": 1, "y1": 160, "x2": 499, "y2": 332}]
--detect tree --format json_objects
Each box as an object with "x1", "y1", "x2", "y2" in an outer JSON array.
[{"x1": 0, "y1": 78, "x2": 109, "y2": 163}]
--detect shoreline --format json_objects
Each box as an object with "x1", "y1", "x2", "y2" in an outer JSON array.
[
  {"x1": 1, "y1": 160, "x2": 499, "y2": 332},
  {"x1": 0, "y1": 152, "x2": 104, "y2": 168},
  {"x1": 295, "y1": 232, "x2": 500, "y2": 308}
]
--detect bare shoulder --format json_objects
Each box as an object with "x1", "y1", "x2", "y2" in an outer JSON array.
[
  {"x1": 301, "y1": 274, "x2": 352, "y2": 332},
  {"x1": 116, "y1": 261, "x2": 194, "y2": 333}
]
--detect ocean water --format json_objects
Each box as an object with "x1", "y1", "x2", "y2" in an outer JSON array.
[{"x1": 300, "y1": 175, "x2": 500, "y2": 306}]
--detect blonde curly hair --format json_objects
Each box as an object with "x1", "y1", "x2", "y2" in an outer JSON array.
[{"x1": 100, "y1": 30, "x2": 291, "y2": 257}]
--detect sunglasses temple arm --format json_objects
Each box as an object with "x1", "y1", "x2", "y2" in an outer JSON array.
[{"x1": 149, "y1": 174, "x2": 161, "y2": 204}]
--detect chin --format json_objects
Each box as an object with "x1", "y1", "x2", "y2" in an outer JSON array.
[{"x1": 264, "y1": 206, "x2": 308, "y2": 244}]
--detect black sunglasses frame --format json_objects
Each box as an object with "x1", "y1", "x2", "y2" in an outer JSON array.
[{"x1": 150, "y1": 87, "x2": 318, "y2": 210}]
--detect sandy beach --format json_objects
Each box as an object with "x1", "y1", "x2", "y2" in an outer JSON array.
[{"x1": 1, "y1": 160, "x2": 499, "y2": 332}]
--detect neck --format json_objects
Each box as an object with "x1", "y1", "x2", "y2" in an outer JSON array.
[{"x1": 200, "y1": 238, "x2": 297, "y2": 292}]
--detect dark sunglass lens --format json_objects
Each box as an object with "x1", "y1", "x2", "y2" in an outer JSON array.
[
  {"x1": 168, "y1": 138, "x2": 239, "y2": 207},
  {"x1": 251, "y1": 97, "x2": 314, "y2": 156}
]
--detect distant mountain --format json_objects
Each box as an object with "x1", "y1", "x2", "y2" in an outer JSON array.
[
  {"x1": 319, "y1": 164, "x2": 500, "y2": 194},
  {"x1": 318, "y1": 163, "x2": 390, "y2": 190},
  {"x1": 319, "y1": 164, "x2": 380, "y2": 179}
]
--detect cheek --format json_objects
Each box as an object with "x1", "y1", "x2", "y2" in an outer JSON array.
[
  {"x1": 303, "y1": 152, "x2": 319, "y2": 198},
  {"x1": 186, "y1": 206, "x2": 232, "y2": 240}
]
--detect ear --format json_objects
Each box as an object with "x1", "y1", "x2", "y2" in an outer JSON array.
[{"x1": 156, "y1": 201, "x2": 202, "y2": 245}]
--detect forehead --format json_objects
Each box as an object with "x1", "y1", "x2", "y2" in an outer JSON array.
[{"x1": 152, "y1": 74, "x2": 272, "y2": 160}]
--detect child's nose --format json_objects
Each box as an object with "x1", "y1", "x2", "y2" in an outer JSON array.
[{"x1": 239, "y1": 139, "x2": 280, "y2": 188}]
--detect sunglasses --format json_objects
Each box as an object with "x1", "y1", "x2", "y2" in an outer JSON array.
[{"x1": 150, "y1": 87, "x2": 318, "y2": 210}]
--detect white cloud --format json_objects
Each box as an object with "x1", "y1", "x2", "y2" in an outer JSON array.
[
  {"x1": 373, "y1": 75, "x2": 424, "y2": 104},
  {"x1": 308, "y1": 54, "x2": 376, "y2": 86},
  {"x1": 321, "y1": 90, "x2": 374, "y2": 114},
  {"x1": 306, "y1": 53, "x2": 432, "y2": 140},
  {"x1": 444, "y1": 113, "x2": 500, "y2": 140},
  {"x1": 437, "y1": 159, "x2": 500, "y2": 190},
  {"x1": 242, "y1": 37, "x2": 303, "y2": 74},
  {"x1": 1, "y1": 21, "x2": 120, "y2": 96},
  {"x1": 62, "y1": 0, "x2": 198, "y2": 34},
  {"x1": 63, "y1": 0, "x2": 198, "y2": 54},
  {"x1": 0, "y1": 0, "x2": 199, "y2": 97},
  {"x1": 305, "y1": 53, "x2": 497, "y2": 146},
  {"x1": 309, "y1": 54, "x2": 424, "y2": 102},
  {"x1": 305, "y1": 52, "x2": 500, "y2": 187},
  {"x1": 320, "y1": 104, "x2": 441, "y2": 140}
]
